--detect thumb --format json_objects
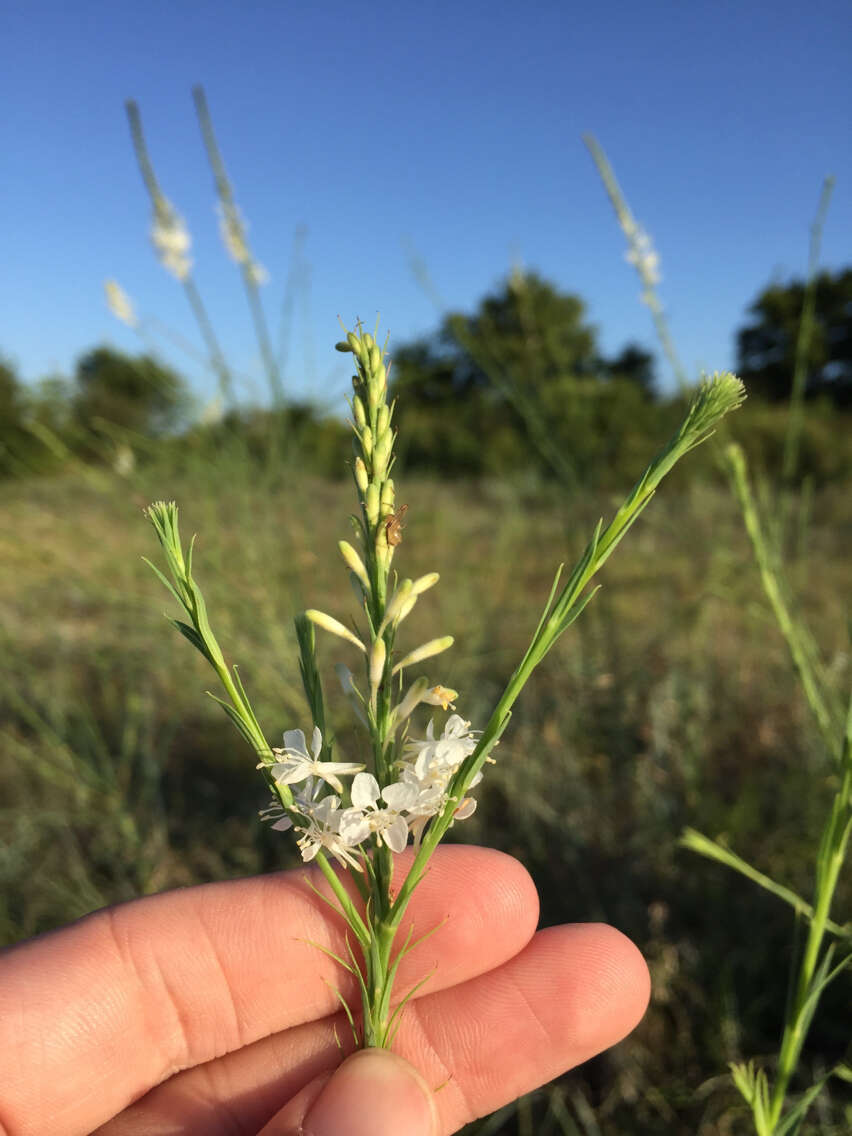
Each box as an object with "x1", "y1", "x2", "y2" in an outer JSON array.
[{"x1": 265, "y1": 1048, "x2": 440, "y2": 1136}]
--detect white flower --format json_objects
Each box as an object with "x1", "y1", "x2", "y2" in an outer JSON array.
[
  {"x1": 404, "y1": 714, "x2": 481, "y2": 787},
  {"x1": 263, "y1": 726, "x2": 364, "y2": 794},
  {"x1": 151, "y1": 200, "x2": 193, "y2": 281},
  {"x1": 339, "y1": 772, "x2": 419, "y2": 853},
  {"x1": 294, "y1": 796, "x2": 364, "y2": 870}
]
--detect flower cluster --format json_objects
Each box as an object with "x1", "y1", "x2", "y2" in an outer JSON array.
[
  {"x1": 620, "y1": 218, "x2": 661, "y2": 304},
  {"x1": 259, "y1": 714, "x2": 483, "y2": 867}
]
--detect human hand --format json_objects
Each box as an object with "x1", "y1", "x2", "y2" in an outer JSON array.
[{"x1": 0, "y1": 846, "x2": 649, "y2": 1135}]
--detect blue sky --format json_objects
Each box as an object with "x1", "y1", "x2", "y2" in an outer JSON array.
[{"x1": 2, "y1": 0, "x2": 850, "y2": 408}]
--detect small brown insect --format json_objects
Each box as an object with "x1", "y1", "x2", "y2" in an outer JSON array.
[{"x1": 384, "y1": 504, "x2": 408, "y2": 547}]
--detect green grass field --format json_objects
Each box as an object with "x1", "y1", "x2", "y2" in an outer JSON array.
[{"x1": 1, "y1": 449, "x2": 849, "y2": 1133}]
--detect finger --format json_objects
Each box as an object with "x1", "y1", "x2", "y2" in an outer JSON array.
[
  {"x1": 99, "y1": 923, "x2": 648, "y2": 1135},
  {"x1": 0, "y1": 846, "x2": 538, "y2": 1136},
  {"x1": 260, "y1": 1049, "x2": 439, "y2": 1136}
]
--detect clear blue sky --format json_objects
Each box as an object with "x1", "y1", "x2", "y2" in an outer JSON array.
[{"x1": 2, "y1": 0, "x2": 850, "y2": 407}]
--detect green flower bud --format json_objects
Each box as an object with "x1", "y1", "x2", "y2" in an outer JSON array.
[
  {"x1": 361, "y1": 426, "x2": 373, "y2": 459},
  {"x1": 335, "y1": 340, "x2": 353, "y2": 353},
  {"x1": 369, "y1": 342, "x2": 381, "y2": 373},
  {"x1": 380, "y1": 479, "x2": 395, "y2": 513},
  {"x1": 376, "y1": 403, "x2": 389, "y2": 437},
  {"x1": 365, "y1": 483, "x2": 380, "y2": 525},
  {"x1": 353, "y1": 395, "x2": 367, "y2": 431},
  {"x1": 346, "y1": 331, "x2": 361, "y2": 355},
  {"x1": 354, "y1": 456, "x2": 369, "y2": 493}
]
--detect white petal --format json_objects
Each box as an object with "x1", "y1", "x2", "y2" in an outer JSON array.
[
  {"x1": 272, "y1": 759, "x2": 312, "y2": 785},
  {"x1": 339, "y1": 810, "x2": 371, "y2": 845},
  {"x1": 351, "y1": 772, "x2": 380, "y2": 810},
  {"x1": 454, "y1": 797, "x2": 477, "y2": 820},
  {"x1": 385, "y1": 816, "x2": 410, "y2": 853},
  {"x1": 311, "y1": 725, "x2": 323, "y2": 758},
  {"x1": 282, "y1": 729, "x2": 308, "y2": 755},
  {"x1": 381, "y1": 781, "x2": 419, "y2": 812}
]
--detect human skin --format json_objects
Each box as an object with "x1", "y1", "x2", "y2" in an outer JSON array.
[{"x1": 0, "y1": 845, "x2": 650, "y2": 1135}]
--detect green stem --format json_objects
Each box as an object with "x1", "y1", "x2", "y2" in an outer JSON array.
[{"x1": 768, "y1": 712, "x2": 851, "y2": 1128}]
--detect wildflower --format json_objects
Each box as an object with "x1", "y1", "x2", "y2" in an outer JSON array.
[
  {"x1": 404, "y1": 714, "x2": 481, "y2": 786},
  {"x1": 263, "y1": 726, "x2": 364, "y2": 794},
  {"x1": 339, "y1": 773, "x2": 420, "y2": 853},
  {"x1": 294, "y1": 796, "x2": 364, "y2": 870}
]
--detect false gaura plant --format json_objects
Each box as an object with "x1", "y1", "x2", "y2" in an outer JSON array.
[{"x1": 145, "y1": 321, "x2": 744, "y2": 1049}]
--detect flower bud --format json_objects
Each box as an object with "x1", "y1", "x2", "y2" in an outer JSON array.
[
  {"x1": 411, "y1": 572, "x2": 439, "y2": 596},
  {"x1": 338, "y1": 540, "x2": 369, "y2": 590},
  {"x1": 305, "y1": 609, "x2": 366, "y2": 652},
  {"x1": 379, "y1": 579, "x2": 414, "y2": 633},
  {"x1": 352, "y1": 395, "x2": 367, "y2": 431},
  {"x1": 335, "y1": 340, "x2": 353, "y2": 353},
  {"x1": 346, "y1": 331, "x2": 361, "y2": 355},
  {"x1": 391, "y1": 676, "x2": 430, "y2": 725},
  {"x1": 362, "y1": 332, "x2": 375, "y2": 351},
  {"x1": 365, "y1": 483, "x2": 380, "y2": 525},
  {"x1": 354, "y1": 457, "x2": 369, "y2": 493},
  {"x1": 361, "y1": 426, "x2": 373, "y2": 460},
  {"x1": 369, "y1": 342, "x2": 381, "y2": 373},
  {"x1": 369, "y1": 637, "x2": 387, "y2": 688},
  {"x1": 392, "y1": 637, "x2": 454, "y2": 674},
  {"x1": 373, "y1": 429, "x2": 392, "y2": 471},
  {"x1": 376, "y1": 403, "x2": 390, "y2": 438}
]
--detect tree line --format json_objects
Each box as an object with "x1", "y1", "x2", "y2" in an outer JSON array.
[{"x1": 1, "y1": 268, "x2": 850, "y2": 483}]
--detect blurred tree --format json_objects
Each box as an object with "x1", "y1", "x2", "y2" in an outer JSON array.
[
  {"x1": 603, "y1": 343, "x2": 657, "y2": 396},
  {"x1": 736, "y1": 268, "x2": 852, "y2": 407},
  {"x1": 391, "y1": 272, "x2": 657, "y2": 482},
  {"x1": 0, "y1": 357, "x2": 27, "y2": 474},
  {"x1": 71, "y1": 348, "x2": 190, "y2": 438}
]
